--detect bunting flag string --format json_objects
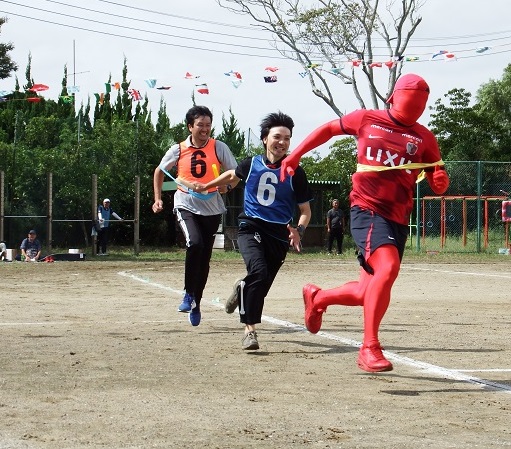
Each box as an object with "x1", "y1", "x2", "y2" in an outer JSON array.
[
  {"x1": 224, "y1": 70, "x2": 243, "y2": 88},
  {"x1": 0, "y1": 44, "x2": 499, "y2": 107}
]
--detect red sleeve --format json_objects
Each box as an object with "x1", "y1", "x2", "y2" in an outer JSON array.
[
  {"x1": 339, "y1": 109, "x2": 367, "y2": 135},
  {"x1": 290, "y1": 119, "x2": 343, "y2": 158}
]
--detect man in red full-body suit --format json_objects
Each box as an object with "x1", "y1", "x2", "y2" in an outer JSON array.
[{"x1": 281, "y1": 74, "x2": 450, "y2": 372}]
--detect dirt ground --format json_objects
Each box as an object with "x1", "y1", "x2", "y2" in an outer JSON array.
[{"x1": 1, "y1": 255, "x2": 510, "y2": 448}]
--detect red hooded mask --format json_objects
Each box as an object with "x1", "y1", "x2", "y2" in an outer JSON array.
[{"x1": 387, "y1": 74, "x2": 430, "y2": 126}]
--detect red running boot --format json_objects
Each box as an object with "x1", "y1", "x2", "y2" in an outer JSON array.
[
  {"x1": 302, "y1": 284, "x2": 324, "y2": 334},
  {"x1": 357, "y1": 344, "x2": 393, "y2": 372}
]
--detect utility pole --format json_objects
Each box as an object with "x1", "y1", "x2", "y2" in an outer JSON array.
[{"x1": 11, "y1": 110, "x2": 21, "y2": 205}]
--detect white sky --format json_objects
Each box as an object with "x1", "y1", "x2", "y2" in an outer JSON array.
[{"x1": 0, "y1": 0, "x2": 510, "y2": 156}]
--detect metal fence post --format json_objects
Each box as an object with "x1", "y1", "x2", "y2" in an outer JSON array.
[
  {"x1": 92, "y1": 174, "x2": 97, "y2": 256},
  {"x1": 134, "y1": 176, "x2": 140, "y2": 255},
  {"x1": 47, "y1": 173, "x2": 53, "y2": 254},
  {"x1": 476, "y1": 161, "x2": 482, "y2": 253}
]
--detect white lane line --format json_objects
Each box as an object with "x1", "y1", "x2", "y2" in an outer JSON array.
[
  {"x1": 0, "y1": 318, "x2": 234, "y2": 327},
  {"x1": 0, "y1": 321, "x2": 74, "y2": 326},
  {"x1": 119, "y1": 270, "x2": 511, "y2": 394},
  {"x1": 260, "y1": 315, "x2": 511, "y2": 393},
  {"x1": 402, "y1": 266, "x2": 511, "y2": 279},
  {"x1": 118, "y1": 270, "x2": 185, "y2": 294}
]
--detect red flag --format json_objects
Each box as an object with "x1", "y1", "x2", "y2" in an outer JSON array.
[
  {"x1": 195, "y1": 83, "x2": 209, "y2": 94},
  {"x1": 28, "y1": 84, "x2": 49, "y2": 92},
  {"x1": 128, "y1": 89, "x2": 142, "y2": 101}
]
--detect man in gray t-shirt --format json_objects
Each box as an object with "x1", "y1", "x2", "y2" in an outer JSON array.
[{"x1": 20, "y1": 229, "x2": 42, "y2": 262}]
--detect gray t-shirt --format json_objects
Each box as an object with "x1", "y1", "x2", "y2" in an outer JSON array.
[
  {"x1": 20, "y1": 238, "x2": 42, "y2": 258},
  {"x1": 159, "y1": 136, "x2": 237, "y2": 216}
]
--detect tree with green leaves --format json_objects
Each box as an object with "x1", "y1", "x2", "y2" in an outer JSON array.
[
  {"x1": 155, "y1": 98, "x2": 171, "y2": 141},
  {"x1": 429, "y1": 64, "x2": 511, "y2": 162},
  {"x1": 428, "y1": 88, "x2": 491, "y2": 161},
  {"x1": 0, "y1": 17, "x2": 17, "y2": 80},
  {"x1": 215, "y1": 107, "x2": 246, "y2": 159},
  {"x1": 57, "y1": 66, "x2": 77, "y2": 119},
  {"x1": 300, "y1": 137, "x2": 356, "y2": 212},
  {"x1": 474, "y1": 64, "x2": 511, "y2": 162},
  {"x1": 22, "y1": 52, "x2": 34, "y2": 91}
]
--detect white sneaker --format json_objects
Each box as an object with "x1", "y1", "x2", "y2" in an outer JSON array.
[{"x1": 242, "y1": 331, "x2": 259, "y2": 350}]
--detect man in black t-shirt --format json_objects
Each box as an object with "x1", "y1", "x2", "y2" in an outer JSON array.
[{"x1": 326, "y1": 199, "x2": 345, "y2": 254}]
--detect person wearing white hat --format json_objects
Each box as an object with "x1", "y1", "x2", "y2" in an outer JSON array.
[{"x1": 96, "y1": 198, "x2": 123, "y2": 255}]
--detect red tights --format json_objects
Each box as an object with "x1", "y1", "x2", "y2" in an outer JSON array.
[{"x1": 313, "y1": 245, "x2": 401, "y2": 347}]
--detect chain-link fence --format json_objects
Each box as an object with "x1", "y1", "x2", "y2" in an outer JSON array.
[
  {"x1": 413, "y1": 161, "x2": 511, "y2": 254},
  {"x1": 2, "y1": 163, "x2": 510, "y2": 254}
]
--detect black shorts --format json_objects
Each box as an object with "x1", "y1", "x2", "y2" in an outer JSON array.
[{"x1": 350, "y1": 206, "x2": 408, "y2": 274}]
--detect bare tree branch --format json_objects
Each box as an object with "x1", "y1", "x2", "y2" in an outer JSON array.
[{"x1": 218, "y1": 0, "x2": 424, "y2": 116}]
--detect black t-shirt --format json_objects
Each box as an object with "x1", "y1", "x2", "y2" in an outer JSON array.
[{"x1": 327, "y1": 208, "x2": 344, "y2": 230}]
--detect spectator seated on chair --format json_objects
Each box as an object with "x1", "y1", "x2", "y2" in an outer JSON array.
[{"x1": 0, "y1": 241, "x2": 7, "y2": 261}]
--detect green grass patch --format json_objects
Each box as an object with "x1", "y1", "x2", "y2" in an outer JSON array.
[{"x1": 59, "y1": 245, "x2": 511, "y2": 265}]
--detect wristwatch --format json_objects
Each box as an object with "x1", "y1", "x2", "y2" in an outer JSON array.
[{"x1": 296, "y1": 224, "x2": 306, "y2": 239}]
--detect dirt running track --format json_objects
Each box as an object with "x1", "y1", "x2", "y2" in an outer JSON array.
[{"x1": 1, "y1": 257, "x2": 510, "y2": 448}]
